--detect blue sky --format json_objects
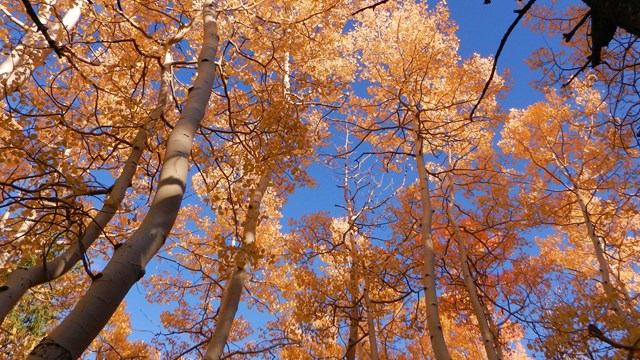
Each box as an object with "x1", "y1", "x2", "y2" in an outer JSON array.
[{"x1": 449, "y1": 1, "x2": 553, "y2": 109}]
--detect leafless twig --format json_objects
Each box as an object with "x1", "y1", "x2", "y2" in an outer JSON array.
[{"x1": 352, "y1": 0, "x2": 390, "y2": 16}]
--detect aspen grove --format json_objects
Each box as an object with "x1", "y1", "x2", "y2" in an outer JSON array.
[{"x1": 1, "y1": 0, "x2": 639, "y2": 359}]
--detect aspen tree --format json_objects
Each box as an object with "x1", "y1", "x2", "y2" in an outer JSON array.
[
  {"x1": 347, "y1": 2, "x2": 504, "y2": 357},
  {"x1": 27, "y1": 1, "x2": 220, "y2": 357},
  {"x1": 500, "y1": 85, "x2": 640, "y2": 357},
  {"x1": 444, "y1": 173, "x2": 501, "y2": 360},
  {"x1": 204, "y1": 170, "x2": 271, "y2": 360},
  {"x1": 0, "y1": 14, "x2": 201, "y2": 323},
  {"x1": 411, "y1": 112, "x2": 451, "y2": 360}
]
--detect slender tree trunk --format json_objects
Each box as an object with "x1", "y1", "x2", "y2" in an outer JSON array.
[
  {"x1": 573, "y1": 188, "x2": 634, "y2": 325},
  {"x1": 0, "y1": 53, "x2": 173, "y2": 325},
  {"x1": 480, "y1": 297, "x2": 504, "y2": 359},
  {"x1": 27, "y1": 3, "x2": 219, "y2": 358},
  {"x1": 363, "y1": 274, "x2": 380, "y2": 360},
  {"x1": 0, "y1": 128, "x2": 144, "y2": 322},
  {"x1": 412, "y1": 115, "x2": 451, "y2": 360},
  {"x1": 340, "y1": 139, "x2": 361, "y2": 360},
  {"x1": 444, "y1": 175, "x2": 500, "y2": 360},
  {"x1": 204, "y1": 170, "x2": 271, "y2": 360},
  {"x1": 0, "y1": 0, "x2": 84, "y2": 100},
  {"x1": 345, "y1": 251, "x2": 360, "y2": 360}
]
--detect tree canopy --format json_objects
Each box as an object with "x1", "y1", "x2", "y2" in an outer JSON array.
[{"x1": 0, "y1": 0, "x2": 639, "y2": 359}]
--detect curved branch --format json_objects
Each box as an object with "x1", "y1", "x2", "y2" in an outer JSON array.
[{"x1": 469, "y1": 0, "x2": 536, "y2": 120}]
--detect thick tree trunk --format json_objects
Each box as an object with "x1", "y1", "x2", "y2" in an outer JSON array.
[
  {"x1": 204, "y1": 170, "x2": 271, "y2": 360},
  {"x1": 0, "y1": 53, "x2": 173, "y2": 325},
  {"x1": 27, "y1": 3, "x2": 219, "y2": 358},
  {"x1": 412, "y1": 116, "x2": 451, "y2": 360},
  {"x1": 444, "y1": 175, "x2": 500, "y2": 360},
  {"x1": 584, "y1": 0, "x2": 640, "y2": 38}
]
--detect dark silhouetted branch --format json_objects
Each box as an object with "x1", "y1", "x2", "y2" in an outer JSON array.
[
  {"x1": 352, "y1": 0, "x2": 391, "y2": 16},
  {"x1": 20, "y1": 0, "x2": 64, "y2": 58},
  {"x1": 470, "y1": 0, "x2": 536, "y2": 120}
]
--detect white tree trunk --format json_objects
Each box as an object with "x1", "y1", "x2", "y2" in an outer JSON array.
[
  {"x1": 363, "y1": 274, "x2": 379, "y2": 360},
  {"x1": 574, "y1": 189, "x2": 634, "y2": 325},
  {"x1": 345, "y1": 250, "x2": 360, "y2": 360},
  {"x1": 204, "y1": 170, "x2": 271, "y2": 360},
  {"x1": 27, "y1": 3, "x2": 219, "y2": 358},
  {"x1": 412, "y1": 115, "x2": 451, "y2": 360},
  {"x1": 444, "y1": 175, "x2": 500, "y2": 360}
]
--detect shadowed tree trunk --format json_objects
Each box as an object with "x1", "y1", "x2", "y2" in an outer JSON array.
[{"x1": 26, "y1": 2, "x2": 220, "y2": 358}]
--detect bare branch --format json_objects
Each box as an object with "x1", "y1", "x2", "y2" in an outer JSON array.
[
  {"x1": 469, "y1": 0, "x2": 536, "y2": 120},
  {"x1": 20, "y1": 0, "x2": 65, "y2": 58},
  {"x1": 352, "y1": 0, "x2": 390, "y2": 16}
]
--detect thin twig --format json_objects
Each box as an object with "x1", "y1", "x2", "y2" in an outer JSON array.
[
  {"x1": 469, "y1": 0, "x2": 537, "y2": 120},
  {"x1": 561, "y1": 58, "x2": 589, "y2": 88}
]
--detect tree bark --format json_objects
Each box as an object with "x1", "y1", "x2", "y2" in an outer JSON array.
[
  {"x1": 412, "y1": 115, "x2": 451, "y2": 360},
  {"x1": 345, "y1": 260, "x2": 360, "y2": 360},
  {"x1": 444, "y1": 175, "x2": 500, "y2": 360},
  {"x1": 204, "y1": 170, "x2": 271, "y2": 360},
  {"x1": 0, "y1": 128, "x2": 145, "y2": 323},
  {"x1": 27, "y1": 2, "x2": 219, "y2": 358},
  {"x1": 363, "y1": 274, "x2": 380, "y2": 360}
]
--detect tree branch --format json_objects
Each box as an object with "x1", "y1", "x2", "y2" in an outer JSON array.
[
  {"x1": 352, "y1": 0, "x2": 390, "y2": 16},
  {"x1": 20, "y1": 0, "x2": 64, "y2": 58},
  {"x1": 563, "y1": 9, "x2": 591, "y2": 42},
  {"x1": 469, "y1": 0, "x2": 536, "y2": 120},
  {"x1": 588, "y1": 324, "x2": 640, "y2": 352}
]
